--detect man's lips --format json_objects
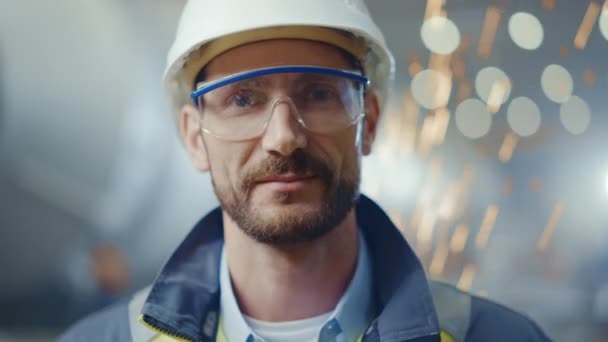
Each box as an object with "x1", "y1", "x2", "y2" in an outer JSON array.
[{"x1": 254, "y1": 174, "x2": 317, "y2": 192}]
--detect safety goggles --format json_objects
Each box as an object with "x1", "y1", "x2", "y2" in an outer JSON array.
[{"x1": 191, "y1": 65, "x2": 369, "y2": 141}]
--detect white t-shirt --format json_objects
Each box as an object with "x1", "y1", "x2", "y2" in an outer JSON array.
[{"x1": 244, "y1": 311, "x2": 333, "y2": 342}]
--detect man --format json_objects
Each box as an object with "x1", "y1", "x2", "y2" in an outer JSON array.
[{"x1": 60, "y1": 0, "x2": 552, "y2": 341}]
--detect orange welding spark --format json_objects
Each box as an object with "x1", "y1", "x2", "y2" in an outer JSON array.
[
  {"x1": 452, "y1": 59, "x2": 466, "y2": 81},
  {"x1": 435, "y1": 74, "x2": 453, "y2": 109},
  {"x1": 427, "y1": 54, "x2": 453, "y2": 108},
  {"x1": 409, "y1": 62, "x2": 423, "y2": 77},
  {"x1": 583, "y1": 68, "x2": 596, "y2": 86},
  {"x1": 462, "y1": 164, "x2": 476, "y2": 187},
  {"x1": 429, "y1": 53, "x2": 452, "y2": 75},
  {"x1": 438, "y1": 182, "x2": 459, "y2": 219},
  {"x1": 417, "y1": 116, "x2": 435, "y2": 158},
  {"x1": 498, "y1": 132, "x2": 518, "y2": 163},
  {"x1": 452, "y1": 185, "x2": 468, "y2": 219},
  {"x1": 417, "y1": 210, "x2": 437, "y2": 254},
  {"x1": 475, "y1": 204, "x2": 499, "y2": 249},
  {"x1": 407, "y1": 52, "x2": 421, "y2": 64},
  {"x1": 403, "y1": 90, "x2": 420, "y2": 118},
  {"x1": 431, "y1": 108, "x2": 450, "y2": 145},
  {"x1": 426, "y1": 53, "x2": 453, "y2": 109},
  {"x1": 538, "y1": 200, "x2": 566, "y2": 252},
  {"x1": 457, "y1": 80, "x2": 473, "y2": 103},
  {"x1": 478, "y1": 6, "x2": 502, "y2": 59},
  {"x1": 450, "y1": 224, "x2": 469, "y2": 253},
  {"x1": 457, "y1": 263, "x2": 476, "y2": 291},
  {"x1": 429, "y1": 241, "x2": 450, "y2": 277},
  {"x1": 543, "y1": 0, "x2": 556, "y2": 11},
  {"x1": 400, "y1": 91, "x2": 419, "y2": 155},
  {"x1": 425, "y1": 0, "x2": 445, "y2": 19},
  {"x1": 486, "y1": 80, "x2": 508, "y2": 113},
  {"x1": 574, "y1": 1, "x2": 601, "y2": 49},
  {"x1": 458, "y1": 34, "x2": 474, "y2": 53}
]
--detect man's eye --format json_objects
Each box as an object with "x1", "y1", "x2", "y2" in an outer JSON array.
[
  {"x1": 231, "y1": 90, "x2": 263, "y2": 108},
  {"x1": 234, "y1": 94, "x2": 253, "y2": 107},
  {"x1": 306, "y1": 86, "x2": 340, "y2": 102},
  {"x1": 310, "y1": 89, "x2": 331, "y2": 101}
]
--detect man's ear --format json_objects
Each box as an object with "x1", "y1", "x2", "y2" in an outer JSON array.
[
  {"x1": 179, "y1": 104, "x2": 210, "y2": 172},
  {"x1": 361, "y1": 90, "x2": 381, "y2": 156}
]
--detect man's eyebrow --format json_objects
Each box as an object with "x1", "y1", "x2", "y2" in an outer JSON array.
[
  {"x1": 210, "y1": 77, "x2": 272, "y2": 94},
  {"x1": 236, "y1": 77, "x2": 273, "y2": 88}
]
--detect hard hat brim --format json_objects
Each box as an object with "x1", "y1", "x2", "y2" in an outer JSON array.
[{"x1": 182, "y1": 26, "x2": 370, "y2": 90}]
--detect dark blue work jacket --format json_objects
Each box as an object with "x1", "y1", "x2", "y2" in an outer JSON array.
[{"x1": 59, "y1": 195, "x2": 552, "y2": 342}]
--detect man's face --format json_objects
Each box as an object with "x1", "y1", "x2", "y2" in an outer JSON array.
[{"x1": 181, "y1": 40, "x2": 378, "y2": 245}]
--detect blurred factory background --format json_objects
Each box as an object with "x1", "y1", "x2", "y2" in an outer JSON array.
[{"x1": 0, "y1": 0, "x2": 607, "y2": 341}]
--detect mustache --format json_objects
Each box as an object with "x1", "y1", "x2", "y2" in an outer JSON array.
[{"x1": 240, "y1": 150, "x2": 333, "y2": 193}]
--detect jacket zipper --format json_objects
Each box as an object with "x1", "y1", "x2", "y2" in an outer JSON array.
[{"x1": 139, "y1": 314, "x2": 197, "y2": 342}]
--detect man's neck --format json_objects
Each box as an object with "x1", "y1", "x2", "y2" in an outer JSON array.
[{"x1": 222, "y1": 210, "x2": 359, "y2": 322}]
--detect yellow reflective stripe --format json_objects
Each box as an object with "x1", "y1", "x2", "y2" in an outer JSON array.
[
  {"x1": 138, "y1": 314, "x2": 193, "y2": 342},
  {"x1": 216, "y1": 316, "x2": 228, "y2": 342},
  {"x1": 440, "y1": 330, "x2": 456, "y2": 342},
  {"x1": 150, "y1": 334, "x2": 182, "y2": 342}
]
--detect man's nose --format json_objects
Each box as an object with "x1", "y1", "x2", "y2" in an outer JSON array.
[{"x1": 261, "y1": 99, "x2": 308, "y2": 156}]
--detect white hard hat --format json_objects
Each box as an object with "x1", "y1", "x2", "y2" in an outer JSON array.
[{"x1": 164, "y1": 0, "x2": 395, "y2": 125}]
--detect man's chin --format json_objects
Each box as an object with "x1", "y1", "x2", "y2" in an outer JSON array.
[
  {"x1": 252, "y1": 199, "x2": 323, "y2": 219},
  {"x1": 241, "y1": 210, "x2": 334, "y2": 245}
]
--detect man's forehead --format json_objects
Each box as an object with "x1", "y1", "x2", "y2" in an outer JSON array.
[{"x1": 202, "y1": 39, "x2": 353, "y2": 81}]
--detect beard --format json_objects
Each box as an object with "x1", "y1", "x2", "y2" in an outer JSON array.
[{"x1": 210, "y1": 149, "x2": 360, "y2": 245}]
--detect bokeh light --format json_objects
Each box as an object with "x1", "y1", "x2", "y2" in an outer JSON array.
[
  {"x1": 455, "y1": 98, "x2": 492, "y2": 139},
  {"x1": 507, "y1": 97, "x2": 541, "y2": 137},
  {"x1": 560, "y1": 95, "x2": 591, "y2": 135},
  {"x1": 475, "y1": 67, "x2": 512, "y2": 108},
  {"x1": 508, "y1": 12, "x2": 544, "y2": 50},
  {"x1": 421, "y1": 16, "x2": 461, "y2": 55},
  {"x1": 541, "y1": 64, "x2": 573, "y2": 103},
  {"x1": 411, "y1": 69, "x2": 452, "y2": 109}
]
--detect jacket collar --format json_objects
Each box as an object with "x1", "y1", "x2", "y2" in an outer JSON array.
[
  {"x1": 141, "y1": 195, "x2": 440, "y2": 342},
  {"x1": 356, "y1": 195, "x2": 440, "y2": 341}
]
